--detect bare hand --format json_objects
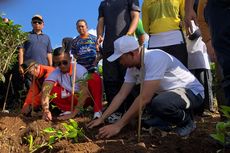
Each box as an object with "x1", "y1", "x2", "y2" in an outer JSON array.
[
  {"x1": 19, "y1": 66, "x2": 24, "y2": 76},
  {"x1": 42, "y1": 110, "x2": 52, "y2": 121},
  {"x1": 96, "y1": 36, "x2": 103, "y2": 51},
  {"x1": 184, "y1": 8, "x2": 198, "y2": 35},
  {"x1": 87, "y1": 117, "x2": 104, "y2": 129},
  {"x1": 96, "y1": 124, "x2": 121, "y2": 139}
]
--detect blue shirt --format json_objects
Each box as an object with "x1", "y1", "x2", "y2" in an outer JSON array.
[
  {"x1": 71, "y1": 34, "x2": 97, "y2": 71},
  {"x1": 22, "y1": 31, "x2": 52, "y2": 65}
]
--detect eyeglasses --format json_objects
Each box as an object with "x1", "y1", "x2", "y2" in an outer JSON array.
[
  {"x1": 32, "y1": 21, "x2": 43, "y2": 24},
  {"x1": 55, "y1": 60, "x2": 69, "y2": 67}
]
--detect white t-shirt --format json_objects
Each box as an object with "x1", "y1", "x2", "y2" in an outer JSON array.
[
  {"x1": 45, "y1": 63, "x2": 87, "y2": 92},
  {"x1": 124, "y1": 49, "x2": 204, "y2": 98}
]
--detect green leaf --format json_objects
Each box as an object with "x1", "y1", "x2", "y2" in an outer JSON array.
[
  {"x1": 56, "y1": 130, "x2": 64, "y2": 139},
  {"x1": 69, "y1": 119, "x2": 78, "y2": 128},
  {"x1": 0, "y1": 73, "x2": 5, "y2": 83},
  {"x1": 211, "y1": 133, "x2": 225, "y2": 144},
  {"x1": 48, "y1": 136, "x2": 56, "y2": 144},
  {"x1": 43, "y1": 127, "x2": 56, "y2": 133}
]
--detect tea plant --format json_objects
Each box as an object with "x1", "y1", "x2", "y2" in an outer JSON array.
[
  {"x1": 211, "y1": 105, "x2": 230, "y2": 152},
  {"x1": 24, "y1": 119, "x2": 84, "y2": 152}
]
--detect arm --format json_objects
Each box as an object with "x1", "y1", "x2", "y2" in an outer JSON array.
[
  {"x1": 87, "y1": 82, "x2": 135, "y2": 128},
  {"x1": 96, "y1": 17, "x2": 104, "y2": 51},
  {"x1": 97, "y1": 80, "x2": 161, "y2": 138},
  {"x1": 47, "y1": 53, "x2": 52, "y2": 66},
  {"x1": 184, "y1": 0, "x2": 198, "y2": 35},
  {"x1": 41, "y1": 81, "x2": 54, "y2": 121},
  {"x1": 126, "y1": 11, "x2": 140, "y2": 35},
  {"x1": 18, "y1": 47, "x2": 24, "y2": 75}
]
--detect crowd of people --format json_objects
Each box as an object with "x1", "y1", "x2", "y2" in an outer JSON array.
[{"x1": 1, "y1": 0, "x2": 230, "y2": 139}]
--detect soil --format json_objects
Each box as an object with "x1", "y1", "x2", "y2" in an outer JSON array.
[{"x1": 0, "y1": 110, "x2": 229, "y2": 153}]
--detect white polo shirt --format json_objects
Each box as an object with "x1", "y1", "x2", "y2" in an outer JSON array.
[
  {"x1": 125, "y1": 49, "x2": 204, "y2": 98},
  {"x1": 45, "y1": 63, "x2": 87, "y2": 92}
]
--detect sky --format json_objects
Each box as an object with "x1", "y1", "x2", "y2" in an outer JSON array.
[{"x1": 0, "y1": 0, "x2": 144, "y2": 48}]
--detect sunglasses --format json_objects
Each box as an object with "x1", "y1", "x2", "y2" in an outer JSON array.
[
  {"x1": 55, "y1": 60, "x2": 69, "y2": 67},
  {"x1": 32, "y1": 21, "x2": 43, "y2": 24}
]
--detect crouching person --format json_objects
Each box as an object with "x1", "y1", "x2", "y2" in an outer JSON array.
[
  {"x1": 87, "y1": 36, "x2": 204, "y2": 138},
  {"x1": 21, "y1": 60, "x2": 55, "y2": 115},
  {"x1": 41, "y1": 47, "x2": 102, "y2": 121}
]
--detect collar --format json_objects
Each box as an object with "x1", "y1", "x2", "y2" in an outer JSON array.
[{"x1": 31, "y1": 30, "x2": 43, "y2": 35}]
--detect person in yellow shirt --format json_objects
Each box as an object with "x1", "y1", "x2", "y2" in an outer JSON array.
[{"x1": 142, "y1": 0, "x2": 188, "y2": 67}]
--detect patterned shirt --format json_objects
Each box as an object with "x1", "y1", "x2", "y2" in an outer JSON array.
[{"x1": 71, "y1": 34, "x2": 97, "y2": 71}]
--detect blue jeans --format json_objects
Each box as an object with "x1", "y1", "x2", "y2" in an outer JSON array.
[
  {"x1": 150, "y1": 88, "x2": 203, "y2": 126},
  {"x1": 205, "y1": 0, "x2": 230, "y2": 106}
]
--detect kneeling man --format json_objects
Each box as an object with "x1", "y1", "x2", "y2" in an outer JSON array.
[{"x1": 88, "y1": 36, "x2": 204, "y2": 138}]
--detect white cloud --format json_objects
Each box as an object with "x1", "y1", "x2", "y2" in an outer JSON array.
[{"x1": 88, "y1": 29, "x2": 97, "y2": 36}]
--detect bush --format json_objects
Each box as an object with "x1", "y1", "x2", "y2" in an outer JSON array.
[{"x1": 0, "y1": 17, "x2": 28, "y2": 82}]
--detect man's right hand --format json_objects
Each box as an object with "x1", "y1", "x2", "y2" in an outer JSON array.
[
  {"x1": 19, "y1": 65, "x2": 24, "y2": 76},
  {"x1": 87, "y1": 117, "x2": 104, "y2": 129}
]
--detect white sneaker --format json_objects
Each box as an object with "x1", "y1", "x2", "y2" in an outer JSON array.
[
  {"x1": 107, "y1": 112, "x2": 122, "y2": 123},
  {"x1": 93, "y1": 111, "x2": 102, "y2": 119}
]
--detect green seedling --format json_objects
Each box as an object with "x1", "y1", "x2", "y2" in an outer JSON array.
[{"x1": 211, "y1": 105, "x2": 230, "y2": 152}]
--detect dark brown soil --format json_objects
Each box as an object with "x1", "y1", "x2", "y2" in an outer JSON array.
[{"x1": 0, "y1": 111, "x2": 228, "y2": 153}]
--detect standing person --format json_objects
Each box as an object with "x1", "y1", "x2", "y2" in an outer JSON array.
[
  {"x1": 87, "y1": 36, "x2": 204, "y2": 138},
  {"x1": 142, "y1": 0, "x2": 188, "y2": 67},
  {"x1": 71, "y1": 19, "x2": 103, "y2": 119},
  {"x1": 185, "y1": 0, "x2": 230, "y2": 106},
  {"x1": 96, "y1": 0, "x2": 140, "y2": 122},
  {"x1": 185, "y1": 21, "x2": 214, "y2": 115},
  {"x1": 18, "y1": 15, "x2": 53, "y2": 88}
]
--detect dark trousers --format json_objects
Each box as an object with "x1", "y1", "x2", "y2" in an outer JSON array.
[
  {"x1": 205, "y1": 0, "x2": 230, "y2": 106},
  {"x1": 149, "y1": 43, "x2": 188, "y2": 68},
  {"x1": 150, "y1": 88, "x2": 203, "y2": 126},
  {"x1": 190, "y1": 69, "x2": 214, "y2": 113},
  {"x1": 103, "y1": 58, "x2": 138, "y2": 113}
]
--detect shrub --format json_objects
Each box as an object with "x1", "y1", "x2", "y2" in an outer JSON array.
[{"x1": 0, "y1": 17, "x2": 28, "y2": 82}]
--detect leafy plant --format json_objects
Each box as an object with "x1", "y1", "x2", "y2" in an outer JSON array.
[
  {"x1": 0, "y1": 17, "x2": 28, "y2": 82},
  {"x1": 24, "y1": 119, "x2": 84, "y2": 152},
  {"x1": 211, "y1": 106, "x2": 230, "y2": 151}
]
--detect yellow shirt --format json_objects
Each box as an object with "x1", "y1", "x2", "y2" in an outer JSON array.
[{"x1": 142, "y1": 0, "x2": 185, "y2": 34}]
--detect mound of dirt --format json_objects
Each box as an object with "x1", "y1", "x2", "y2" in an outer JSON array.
[{"x1": 0, "y1": 112, "x2": 228, "y2": 153}]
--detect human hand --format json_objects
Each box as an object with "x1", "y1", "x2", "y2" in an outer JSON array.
[
  {"x1": 19, "y1": 65, "x2": 24, "y2": 76},
  {"x1": 57, "y1": 110, "x2": 77, "y2": 120},
  {"x1": 96, "y1": 36, "x2": 103, "y2": 51},
  {"x1": 87, "y1": 117, "x2": 104, "y2": 129},
  {"x1": 96, "y1": 124, "x2": 121, "y2": 139},
  {"x1": 184, "y1": 8, "x2": 198, "y2": 35},
  {"x1": 42, "y1": 110, "x2": 52, "y2": 121}
]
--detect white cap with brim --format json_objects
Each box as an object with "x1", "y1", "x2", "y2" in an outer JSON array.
[{"x1": 107, "y1": 35, "x2": 139, "y2": 62}]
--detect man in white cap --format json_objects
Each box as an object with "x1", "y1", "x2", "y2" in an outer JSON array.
[{"x1": 88, "y1": 35, "x2": 204, "y2": 138}]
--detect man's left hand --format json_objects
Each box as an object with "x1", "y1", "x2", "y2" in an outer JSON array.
[{"x1": 96, "y1": 123, "x2": 121, "y2": 139}]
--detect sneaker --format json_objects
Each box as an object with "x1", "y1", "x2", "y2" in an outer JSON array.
[
  {"x1": 93, "y1": 111, "x2": 102, "y2": 119},
  {"x1": 175, "y1": 120, "x2": 196, "y2": 137},
  {"x1": 142, "y1": 117, "x2": 173, "y2": 132},
  {"x1": 107, "y1": 112, "x2": 122, "y2": 123}
]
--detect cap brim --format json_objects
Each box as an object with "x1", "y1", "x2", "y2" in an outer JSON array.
[
  {"x1": 32, "y1": 17, "x2": 43, "y2": 21},
  {"x1": 107, "y1": 53, "x2": 122, "y2": 62}
]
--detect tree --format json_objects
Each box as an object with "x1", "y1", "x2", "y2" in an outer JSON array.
[{"x1": 0, "y1": 17, "x2": 28, "y2": 82}]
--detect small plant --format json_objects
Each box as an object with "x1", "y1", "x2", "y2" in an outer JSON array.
[
  {"x1": 43, "y1": 119, "x2": 84, "y2": 143},
  {"x1": 24, "y1": 133, "x2": 52, "y2": 153},
  {"x1": 24, "y1": 119, "x2": 84, "y2": 152},
  {"x1": 211, "y1": 105, "x2": 230, "y2": 152}
]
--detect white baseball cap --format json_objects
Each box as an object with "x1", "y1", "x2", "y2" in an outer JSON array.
[{"x1": 107, "y1": 35, "x2": 139, "y2": 62}]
